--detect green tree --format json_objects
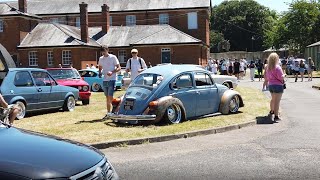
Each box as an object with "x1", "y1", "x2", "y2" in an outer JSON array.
[
  {"x1": 209, "y1": 31, "x2": 225, "y2": 52},
  {"x1": 275, "y1": 0, "x2": 320, "y2": 53},
  {"x1": 211, "y1": 0, "x2": 274, "y2": 52}
]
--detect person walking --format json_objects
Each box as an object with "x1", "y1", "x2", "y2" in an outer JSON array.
[
  {"x1": 307, "y1": 57, "x2": 315, "y2": 81},
  {"x1": 256, "y1": 59, "x2": 264, "y2": 81},
  {"x1": 207, "y1": 58, "x2": 213, "y2": 72},
  {"x1": 211, "y1": 60, "x2": 218, "y2": 75},
  {"x1": 86, "y1": 64, "x2": 90, "y2": 69},
  {"x1": 239, "y1": 59, "x2": 245, "y2": 80},
  {"x1": 249, "y1": 60, "x2": 256, "y2": 81},
  {"x1": 233, "y1": 59, "x2": 240, "y2": 80},
  {"x1": 220, "y1": 61, "x2": 228, "y2": 75},
  {"x1": 262, "y1": 59, "x2": 268, "y2": 91},
  {"x1": 265, "y1": 53, "x2": 285, "y2": 122},
  {"x1": 126, "y1": 49, "x2": 147, "y2": 81},
  {"x1": 299, "y1": 60, "x2": 306, "y2": 82},
  {"x1": 98, "y1": 46, "x2": 121, "y2": 118},
  {"x1": 292, "y1": 60, "x2": 300, "y2": 82},
  {"x1": 228, "y1": 61, "x2": 234, "y2": 76}
]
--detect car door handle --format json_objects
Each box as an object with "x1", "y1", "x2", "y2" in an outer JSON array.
[
  {"x1": 37, "y1": 88, "x2": 42, "y2": 92},
  {"x1": 196, "y1": 91, "x2": 200, "y2": 95}
]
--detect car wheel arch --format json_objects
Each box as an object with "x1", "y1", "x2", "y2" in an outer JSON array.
[
  {"x1": 222, "y1": 81, "x2": 233, "y2": 89},
  {"x1": 219, "y1": 90, "x2": 244, "y2": 114}
]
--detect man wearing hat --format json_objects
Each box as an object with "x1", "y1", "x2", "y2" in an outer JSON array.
[{"x1": 126, "y1": 49, "x2": 147, "y2": 80}]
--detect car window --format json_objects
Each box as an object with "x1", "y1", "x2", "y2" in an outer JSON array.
[
  {"x1": 132, "y1": 73, "x2": 163, "y2": 88},
  {"x1": 0, "y1": 60, "x2": 4, "y2": 71},
  {"x1": 32, "y1": 71, "x2": 57, "y2": 86},
  {"x1": 14, "y1": 71, "x2": 34, "y2": 87},
  {"x1": 48, "y1": 69, "x2": 81, "y2": 79},
  {"x1": 194, "y1": 72, "x2": 213, "y2": 87},
  {"x1": 172, "y1": 74, "x2": 193, "y2": 89},
  {"x1": 79, "y1": 71, "x2": 97, "y2": 77}
]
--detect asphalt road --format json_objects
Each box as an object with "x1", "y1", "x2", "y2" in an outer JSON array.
[{"x1": 103, "y1": 78, "x2": 320, "y2": 180}]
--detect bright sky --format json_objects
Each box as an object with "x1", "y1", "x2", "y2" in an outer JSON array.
[
  {"x1": 0, "y1": 0, "x2": 291, "y2": 13},
  {"x1": 212, "y1": 0, "x2": 291, "y2": 13}
]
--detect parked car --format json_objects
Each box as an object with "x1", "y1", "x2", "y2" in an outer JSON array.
[
  {"x1": 0, "y1": 45, "x2": 79, "y2": 120},
  {"x1": 78, "y1": 69, "x2": 123, "y2": 92},
  {"x1": 110, "y1": 64, "x2": 244, "y2": 125},
  {"x1": 210, "y1": 73, "x2": 238, "y2": 89},
  {"x1": 47, "y1": 68, "x2": 91, "y2": 105},
  {"x1": 0, "y1": 123, "x2": 119, "y2": 179}
]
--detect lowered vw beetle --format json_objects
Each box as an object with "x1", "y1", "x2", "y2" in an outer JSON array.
[{"x1": 110, "y1": 65, "x2": 244, "y2": 124}]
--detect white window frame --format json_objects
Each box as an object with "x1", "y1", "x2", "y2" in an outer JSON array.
[
  {"x1": 188, "y1": 12, "x2": 198, "y2": 30},
  {"x1": 126, "y1": 15, "x2": 136, "y2": 26},
  {"x1": 110, "y1": 16, "x2": 113, "y2": 26},
  {"x1": 159, "y1": 14, "x2": 169, "y2": 25},
  {"x1": 162, "y1": 48, "x2": 171, "y2": 52},
  {"x1": 76, "y1": 17, "x2": 80, "y2": 27},
  {"x1": 62, "y1": 50, "x2": 72, "y2": 66},
  {"x1": 118, "y1": 50, "x2": 127, "y2": 63},
  {"x1": 28, "y1": 51, "x2": 38, "y2": 67},
  {"x1": 47, "y1": 51, "x2": 54, "y2": 66},
  {"x1": 0, "y1": 19, "x2": 3, "y2": 32}
]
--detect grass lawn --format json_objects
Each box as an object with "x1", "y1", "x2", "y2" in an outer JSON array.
[{"x1": 15, "y1": 87, "x2": 269, "y2": 144}]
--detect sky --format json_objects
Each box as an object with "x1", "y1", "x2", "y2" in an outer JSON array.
[
  {"x1": 0, "y1": 0, "x2": 291, "y2": 13},
  {"x1": 212, "y1": 0, "x2": 291, "y2": 13}
]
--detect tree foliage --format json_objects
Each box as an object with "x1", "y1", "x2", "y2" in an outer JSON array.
[{"x1": 210, "y1": 0, "x2": 275, "y2": 52}]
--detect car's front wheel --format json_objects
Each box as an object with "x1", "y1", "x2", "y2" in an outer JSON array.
[
  {"x1": 15, "y1": 101, "x2": 26, "y2": 120},
  {"x1": 164, "y1": 104, "x2": 182, "y2": 124},
  {"x1": 63, "y1": 96, "x2": 76, "y2": 111},
  {"x1": 91, "y1": 83, "x2": 101, "y2": 92}
]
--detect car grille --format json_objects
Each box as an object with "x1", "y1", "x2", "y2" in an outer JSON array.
[{"x1": 70, "y1": 157, "x2": 116, "y2": 180}]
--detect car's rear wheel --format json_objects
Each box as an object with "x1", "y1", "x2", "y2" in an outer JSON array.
[
  {"x1": 229, "y1": 95, "x2": 240, "y2": 113},
  {"x1": 15, "y1": 101, "x2": 26, "y2": 120},
  {"x1": 82, "y1": 99, "x2": 90, "y2": 105},
  {"x1": 91, "y1": 83, "x2": 101, "y2": 92},
  {"x1": 63, "y1": 96, "x2": 76, "y2": 111},
  {"x1": 164, "y1": 104, "x2": 182, "y2": 124}
]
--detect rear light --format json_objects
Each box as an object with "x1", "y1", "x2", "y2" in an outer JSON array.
[
  {"x1": 148, "y1": 101, "x2": 158, "y2": 109},
  {"x1": 82, "y1": 86, "x2": 89, "y2": 92},
  {"x1": 112, "y1": 98, "x2": 121, "y2": 106}
]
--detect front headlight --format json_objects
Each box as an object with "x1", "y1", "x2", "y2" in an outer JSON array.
[{"x1": 82, "y1": 86, "x2": 89, "y2": 92}]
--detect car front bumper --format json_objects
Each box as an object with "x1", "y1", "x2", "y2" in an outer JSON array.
[{"x1": 109, "y1": 114, "x2": 156, "y2": 121}]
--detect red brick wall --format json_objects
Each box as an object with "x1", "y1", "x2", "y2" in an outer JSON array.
[
  {"x1": 108, "y1": 45, "x2": 204, "y2": 67},
  {"x1": 0, "y1": 17, "x2": 38, "y2": 55},
  {"x1": 18, "y1": 47, "x2": 99, "y2": 69}
]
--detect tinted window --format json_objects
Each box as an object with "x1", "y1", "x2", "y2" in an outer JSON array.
[
  {"x1": 48, "y1": 69, "x2": 80, "y2": 79},
  {"x1": 14, "y1": 71, "x2": 34, "y2": 87},
  {"x1": 32, "y1": 71, "x2": 56, "y2": 86},
  {"x1": 172, "y1": 74, "x2": 193, "y2": 89},
  {"x1": 194, "y1": 73, "x2": 213, "y2": 86},
  {"x1": 79, "y1": 71, "x2": 97, "y2": 77}
]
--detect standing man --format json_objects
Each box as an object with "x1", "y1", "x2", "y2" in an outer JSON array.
[
  {"x1": 126, "y1": 49, "x2": 147, "y2": 81},
  {"x1": 98, "y1": 46, "x2": 121, "y2": 118}
]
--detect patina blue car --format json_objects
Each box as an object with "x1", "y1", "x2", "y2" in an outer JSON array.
[
  {"x1": 110, "y1": 64, "x2": 244, "y2": 124},
  {"x1": 78, "y1": 69, "x2": 123, "y2": 92}
]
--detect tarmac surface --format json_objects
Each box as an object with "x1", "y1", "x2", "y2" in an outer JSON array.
[{"x1": 103, "y1": 78, "x2": 320, "y2": 180}]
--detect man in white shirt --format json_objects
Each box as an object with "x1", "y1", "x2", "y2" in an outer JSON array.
[
  {"x1": 98, "y1": 46, "x2": 121, "y2": 118},
  {"x1": 90, "y1": 64, "x2": 96, "y2": 69},
  {"x1": 126, "y1": 49, "x2": 147, "y2": 81}
]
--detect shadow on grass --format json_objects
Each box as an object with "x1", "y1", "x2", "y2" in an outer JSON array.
[
  {"x1": 256, "y1": 115, "x2": 274, "y2": 124},
  {"x1": 75, "y1": 118, "x2": 107, "y2": 124}
]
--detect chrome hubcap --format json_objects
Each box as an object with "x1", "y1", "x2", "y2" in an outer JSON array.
[
  {"x1": 16, "y1": 102, "x2": 25, "y2": 120},
  {"x1": 92, "y1": 83, "x2": 100, "y2": 91},
  {"x1": 229, "y1": 96, "x2": 239, "y2": 113},
  {"x1": 167, "y1": 104, "x2": 182, "y2": 123},
  {"x1": 67, "y1": 97, "x2": 75, "y2": 111}
]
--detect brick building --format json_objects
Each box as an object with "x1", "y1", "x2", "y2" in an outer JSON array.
[{"x1": 1, "y1": 0, "x2": 211, "y2": 69}]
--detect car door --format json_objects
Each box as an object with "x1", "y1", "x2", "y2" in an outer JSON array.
[
  {"x1": 194, "y1": 72, "x2": 219, "y2": 116},
  {"x1": 170, "y1": 73, "x2": 196, "y2": 118},
  {"x1": 31, "y1": 71, "x2": 59, "y2": 109},
  {"x1": 12, "y1": 71, "x2": 39, "y2": 110}
]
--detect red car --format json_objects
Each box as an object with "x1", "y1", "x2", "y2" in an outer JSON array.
[{"x1": 47, "y1": 68, "x2": 91, "y2": 105}]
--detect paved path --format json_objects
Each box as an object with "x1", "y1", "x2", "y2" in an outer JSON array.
[{"x1": 103, "y1": 78, "x2": 320, "y2": 180}]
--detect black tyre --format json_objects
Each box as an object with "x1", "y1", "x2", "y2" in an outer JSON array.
[{"x1": 82, "y1": 99, "x2": 90, "y2": 105}]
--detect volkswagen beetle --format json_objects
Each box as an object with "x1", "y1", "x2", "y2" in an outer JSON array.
[{"x1": 110, "y1": 64, "x2": 244, "y2": 124}]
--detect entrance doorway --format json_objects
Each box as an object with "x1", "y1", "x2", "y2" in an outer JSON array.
[{"x1": 161, "y1": 48, "x2": 171, "y2": 64}]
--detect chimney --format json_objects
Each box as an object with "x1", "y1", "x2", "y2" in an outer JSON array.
[
  {"x1": 79, "y1": 2, "x2": 89, "y2": 43},
  {"x1": 101, "y1": 4, "x2": 110, "y2": 34},
  {"x1": 18, "y1": 0, "x2": 27, "y2": 13}
]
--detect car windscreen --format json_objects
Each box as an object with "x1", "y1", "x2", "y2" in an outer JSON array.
[
  {"x1": 131, "y1": 73, "x2": 164, "y2": 89},
  {"x1": 48, "y1": 69, "x2": 81, "y2": 79}
]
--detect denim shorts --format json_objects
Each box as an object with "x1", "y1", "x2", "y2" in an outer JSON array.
[
  {"x1": 269, "y1": 85, "x2": 284, "y2": 93},
  {"x1": 102, "y1": 80, "x2": 115, "y2": 97}
]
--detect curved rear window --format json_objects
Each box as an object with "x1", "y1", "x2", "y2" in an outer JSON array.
[{"x1": 132, "y1": 73, "x2": 164, "y2": 88}]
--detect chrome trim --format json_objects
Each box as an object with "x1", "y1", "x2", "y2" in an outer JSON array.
[
  {"x1": 110, "y1": 114, "x2": 156, "y2": 121},
  {"x1": 70, "y1": 157, "x2": 107, "y2": 180}
]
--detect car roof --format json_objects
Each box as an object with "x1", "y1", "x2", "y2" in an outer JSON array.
[
  {"x1": 79, "y1": 69, "x2": 98, "y2": 72},
  {"x1": 141, "y1": 64, "x2": 206, "y2": 78},
  {"x1": 46, "y1": 68, "x2": 74, "y2": 70},
  {"x1": 9, "y1": 68, "x2": 48, "y2": 72}
]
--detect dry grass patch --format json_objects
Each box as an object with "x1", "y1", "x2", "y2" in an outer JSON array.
[{"x1": 15, "y1": 87, "x2": 269, "y2": 144}]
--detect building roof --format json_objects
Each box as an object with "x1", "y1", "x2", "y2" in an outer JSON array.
[
  {"x1": 307, "y1": 41, "x2": 320, "y2": 48},
  {"x1": 89, "y1": 25, "x2": 202, "y2": 48},
  {"x1": 0, "y1": 3, "x2": 41, "y2": 19},
  {"x1": 7, "y1": 0, "x2": 210, "y2": 15},
  {"x1": 18, "y1": 23, "x2": 101, "y2": 49}
]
